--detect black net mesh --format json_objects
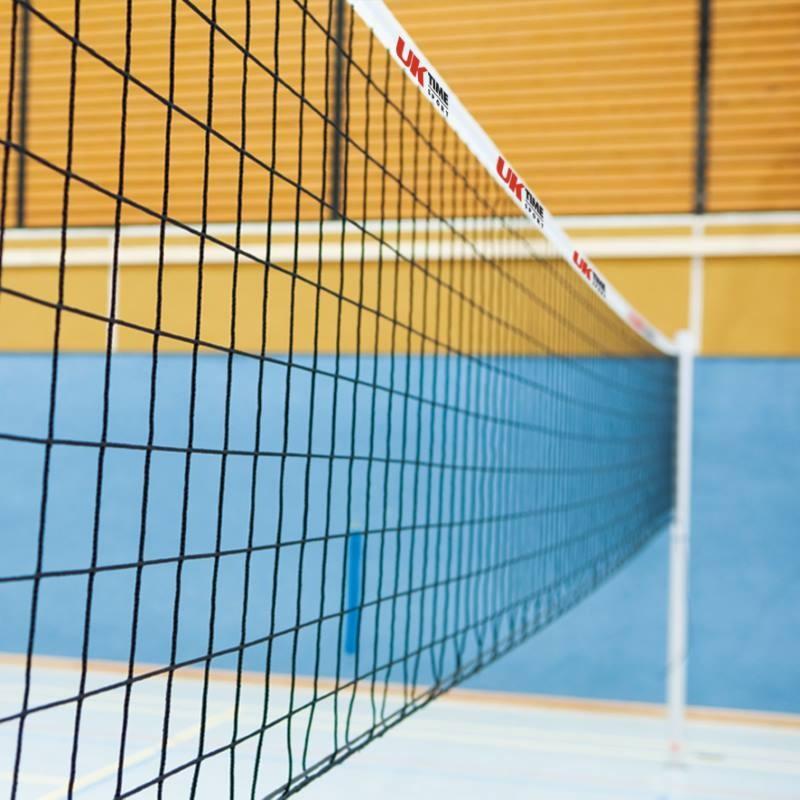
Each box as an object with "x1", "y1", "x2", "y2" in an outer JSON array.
[{"x1": 0, "y1": 0, "x2": 676, "y2": 797}]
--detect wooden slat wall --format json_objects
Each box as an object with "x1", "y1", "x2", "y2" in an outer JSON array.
[
  {"x1": 391, "y1": 0, "x2": 800, "y2": 214},
  {"x1": 706, "y1": 0, "x2": 800, "y2": 210},
  {"x1": 2, "y1": 0, "x2": 334, "y2": 227},
  {"x1": 0, "y1": 1, "x2": 20, "y2": 224},
  {"x1": 2, "y1": 1, "x2": 798, "y2": 225},
  {"x1": 0, "y1": 0, "x2": 489, "y2": 227},
  {"x1": 390, "y1": 0, "x2": 700, "y2": 215}
]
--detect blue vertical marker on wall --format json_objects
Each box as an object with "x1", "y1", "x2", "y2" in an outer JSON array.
[{"x1": 345, "y1": 533, "x2": 363, "y2": 655}]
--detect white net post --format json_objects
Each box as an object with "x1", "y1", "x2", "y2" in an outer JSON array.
[{"x1": 667, "y1": 329, "x2": 695, "y2": 761}]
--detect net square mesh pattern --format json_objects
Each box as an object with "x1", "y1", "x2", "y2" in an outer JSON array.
[{"x1": 0, "y1": 1, "x2": 676, "y2": 797}]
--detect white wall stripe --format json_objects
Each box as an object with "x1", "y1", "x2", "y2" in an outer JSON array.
[
  {"x1": 4, "y1": 233, "x2": 798, "y2": 270},
  {"x1": 4, "y1": 211, "x2": 797, "y2": 242},
  {"x1": 688, "y1": 219, "x2": 706, "y2": 353}
]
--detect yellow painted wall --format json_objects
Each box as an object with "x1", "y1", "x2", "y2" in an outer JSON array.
[
  {"x1": 0, "y1": 264, "x2": 109, "y2": 350},
  {"x1": 703, "y1": 257, "x2": 800, "y2": 356},
  {"x1": 598, "y1": 253, "x2": 800, "y2": 356},
  {"x1": 3, "y1": 246, "x2": 800, "y2": 356},
  {"x1": 0, "y1": 228, "x2": 657, "y2": 358},
  {"x1": 1, "y1": 1, "x2": 798, "y2": 356},
  {"x1": 598, "y1": 259, "x2": 691, "y2": 342}
]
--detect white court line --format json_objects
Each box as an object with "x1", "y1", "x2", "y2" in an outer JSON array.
[
  {"x1": 387, "y1": 718, "x2": 800, "y2": 777},
  {"x1": 419, "y1": 717, "x2": 799, "y2": 760}
]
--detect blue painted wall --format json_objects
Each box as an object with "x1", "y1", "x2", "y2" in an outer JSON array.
[
  {"x1": 1, "y1": 356, "x2": 797, "y2": 712},
  {"x1": 467, "y1": 359, "x2": 800, "y2": 714}
]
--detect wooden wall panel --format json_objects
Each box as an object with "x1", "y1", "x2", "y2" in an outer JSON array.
[
  {"x1": 8, "y1": 0, "x2": 334, "y2": 227},
  {"x1": 390, "y1": 0, "x2": 699, "y2": 215},
  {"x1": 3, "y1": 1, "x2": 797, "y2": 224},
  {"x1": 0, "y1": 1, "x2": 20, "y2": 227},
  {"x1": 707, "y1": 0, "x2": 800, "y2": 211}
]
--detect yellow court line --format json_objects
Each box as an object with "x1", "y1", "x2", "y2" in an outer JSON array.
[
  {"x1": 0, "y1": 772, "x2": 62, "y2": 787},
  {"x1": 35, "y1": 707, "x2": 235, "y2": 800}
]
